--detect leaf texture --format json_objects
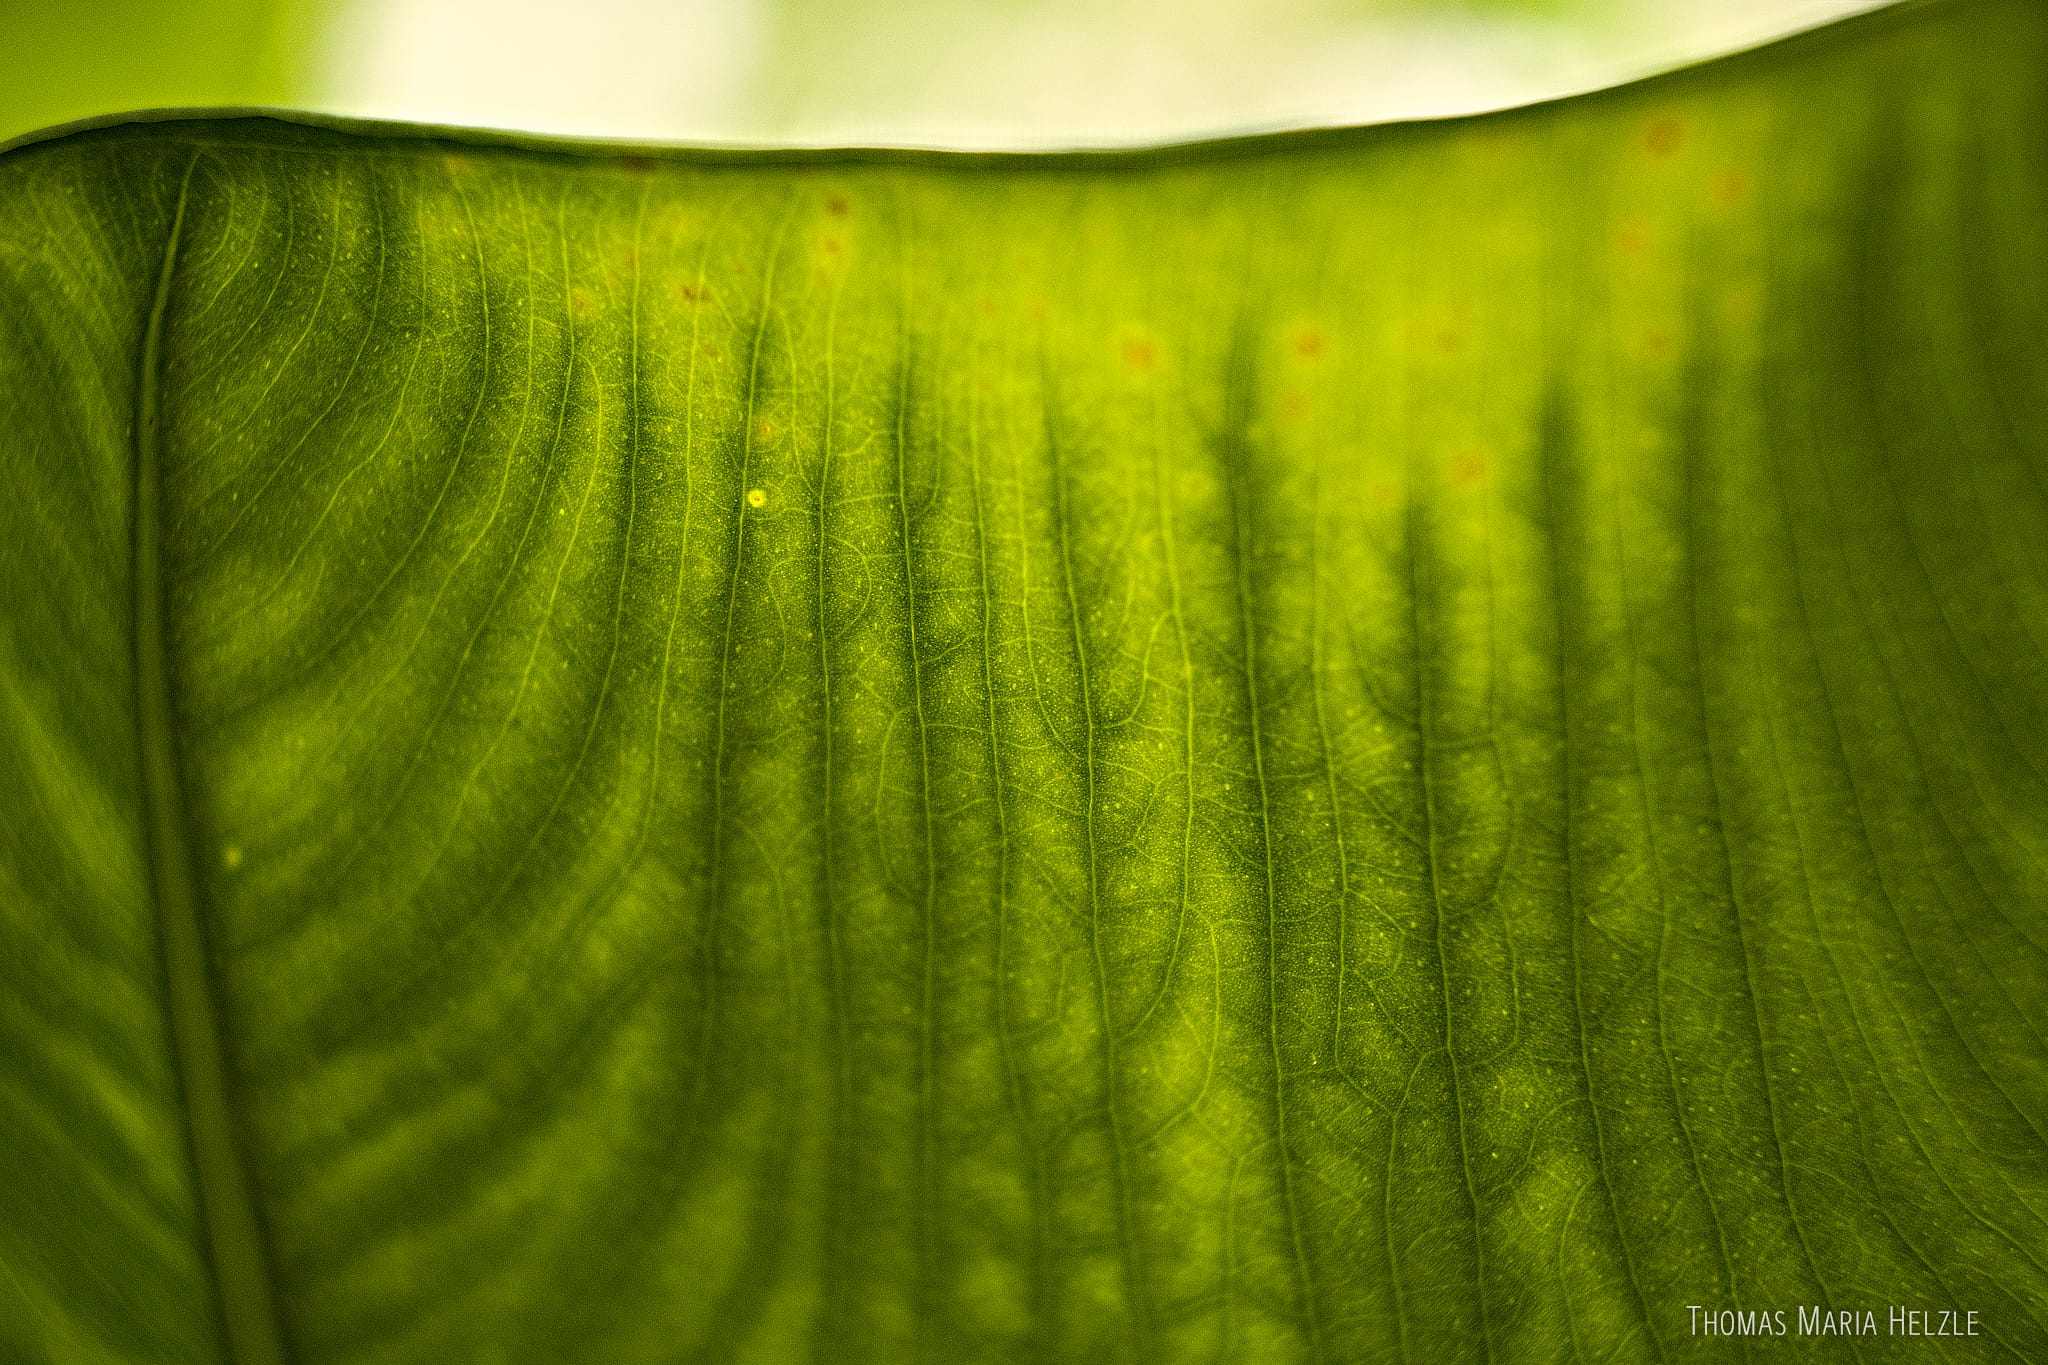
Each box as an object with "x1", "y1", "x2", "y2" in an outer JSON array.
[{"x1": 1, "y1": 0, "x2": 2045, "y2": 1360}]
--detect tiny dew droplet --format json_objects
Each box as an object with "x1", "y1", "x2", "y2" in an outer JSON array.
[{"x1": 746, "y1": 488, "x2": 767, "y2": 508}]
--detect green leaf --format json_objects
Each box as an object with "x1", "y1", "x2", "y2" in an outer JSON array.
[{"x1": 3, "y1": 0, "x2": 2045, "y2": 1360}]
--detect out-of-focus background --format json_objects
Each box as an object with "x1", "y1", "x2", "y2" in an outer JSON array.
[{"x1": 4, "y1": 0, "x2": 1890, "y2": 149}]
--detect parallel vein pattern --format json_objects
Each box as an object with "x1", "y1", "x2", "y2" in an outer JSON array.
[{"x1": 0, "y1": 0, "x2": 2045, "y2": 1361}]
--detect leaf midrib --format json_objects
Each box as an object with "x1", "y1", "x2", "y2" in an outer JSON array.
[{"x1": 134, "y1": 152, "x2": 290, "y2": 1365}]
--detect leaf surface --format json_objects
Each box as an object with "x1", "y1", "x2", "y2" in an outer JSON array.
[{"x1": 2, "y1": 1, "x2": 2046, "y2": 1360}]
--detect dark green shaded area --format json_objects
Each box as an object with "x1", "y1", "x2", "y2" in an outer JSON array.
[{"x1": 0, "y1": 0, "x2": 2044, "y2": 1360}]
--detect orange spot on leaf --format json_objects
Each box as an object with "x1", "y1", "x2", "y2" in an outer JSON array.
[
  {"x1": 1122, "y1": 338, "x2": 1156, "y2": 371},
  {"x1": 1292, "y1": 328, "x2": 1324, "y2": 359},
  {"x1": 825, "y1": 194, "x2": 849, "y2": 216},
  {"x1": 1711, "y1": 166, "x2": 1752, "y2": 207},
  {"x1": 1646, "y1": 117, "x2": 1685, "y2": 157}
]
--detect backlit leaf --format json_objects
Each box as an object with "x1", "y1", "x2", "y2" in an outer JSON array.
[{"x1": 2, "y1": 0, "x2": 2044, "y2": 1359}]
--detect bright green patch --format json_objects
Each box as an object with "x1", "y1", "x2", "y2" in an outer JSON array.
[{"x1": 2, "y1": 1, "x2": 2045, "y2": 1360}]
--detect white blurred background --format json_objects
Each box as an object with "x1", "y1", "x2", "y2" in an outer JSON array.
[{"x1": 8, "y1": 0, "x2": 1894, "y2": 149}]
